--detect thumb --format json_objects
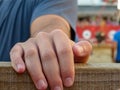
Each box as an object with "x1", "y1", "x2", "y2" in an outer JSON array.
[{"x1": 71, "y1": 40, "x2": 92, "y2": 63}]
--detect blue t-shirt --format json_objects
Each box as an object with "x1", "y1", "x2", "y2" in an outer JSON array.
[
  {"x1": 0, "y1": 0, "x2": 77, "y2": 61},
  {"x1": 113, "y1": 30, "x2": 120, "y2": 61}
]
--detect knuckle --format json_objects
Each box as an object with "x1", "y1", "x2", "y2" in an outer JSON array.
[
  {"x1": 37, "y1": 32, "x2": 48, "y2": 38},
  {"x1": 25, "y1": 48, "x2": 37, "y2": 57},
  {"x1": 12, "y1": 56, "x2": 21, "y2": 62},
  {"x1": 58, "y1": 47, "x2": 71, "y2": 55},
  {"x1": 27, "y1": 38, "x2": 35, "y2": 42},
  {"x1": 51, "y1": 29, "x2": 63, "y2": 36},
  {"x1": 36, "y1": 32, "x2": 49, "y2": 41},
  {"x1": 42, "y1": 50, "x2": 55, "y2": 60}
]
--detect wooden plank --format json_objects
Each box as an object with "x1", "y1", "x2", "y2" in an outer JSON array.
[{"x1": 0, "y1": 62, "x2": 120, "y2": 90}]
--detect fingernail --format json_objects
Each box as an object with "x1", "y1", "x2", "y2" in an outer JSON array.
[
  {"x1": 54, "y1": 86, "x2": 61, "y2": 90},
  {"x1": 64, "y1": 77, "x2": 73, "y2": 87},
  {"x1": 75, "y1": 45, "x2": 84, "y2": 55},
  {"x1": 17, "y1": 64, "x2": 24, "y2": 72},
  {"x1": 36, "y1": 80, "x2": 47, "y2": 90},
  {"x1": 17, "y1": 64, "x2": 23, "y2": 69}
]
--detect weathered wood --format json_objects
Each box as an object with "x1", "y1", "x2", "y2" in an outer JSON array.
[
  {"x1": 0, "y1": 62, "x2": 120, "y2": 90},
  {"x1": 93, "y1": 43, "x2": 112, "y2": 49}
]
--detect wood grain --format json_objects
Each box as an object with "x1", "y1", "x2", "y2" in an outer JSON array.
[{"x1": 0, "y1": 62, "x2": 120, "y2": 90}]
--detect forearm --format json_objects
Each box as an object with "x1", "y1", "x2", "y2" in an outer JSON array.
[
  {"x1": 30, "y1": 14, "x2": 71, "y2": 38},
  {"x1": 111, "y1": 47, "x2": 115, "y2": 59},
  {"x1": 111, "y1": 42, "x2": 117, "y2": 59}
]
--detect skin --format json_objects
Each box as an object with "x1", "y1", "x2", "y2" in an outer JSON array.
[
  {"x1": 10, "y1": 15, "x2": 92, "y2": 90},
  {"x1": 111, "y1": 41, "x2": 117, "y2": 62}
]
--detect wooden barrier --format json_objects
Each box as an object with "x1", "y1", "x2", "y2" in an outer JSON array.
[{"x1": 0, "y1": 62, "x2": 120, "y2": 90}]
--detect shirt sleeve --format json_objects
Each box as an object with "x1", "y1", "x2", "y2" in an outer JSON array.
[{"x1": 31, "y1": 0, "x2": 77, "y2": 40}]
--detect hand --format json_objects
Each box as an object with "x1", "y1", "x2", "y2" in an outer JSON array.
[{"x1": 10, "y1": 29, "x2": 92, "y2": 90}]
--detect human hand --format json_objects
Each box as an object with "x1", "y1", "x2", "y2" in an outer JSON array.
[{"x1": 10, "y1": 30, "x2": 92, "y2": 90}]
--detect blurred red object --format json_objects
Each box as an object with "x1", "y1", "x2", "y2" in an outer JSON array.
[
  {"x1": 76, "y1": 25, "x2": 120, "y2": 43},
  {"x1": 103, "y1": 0, "x2": 117, "y2": 3}
]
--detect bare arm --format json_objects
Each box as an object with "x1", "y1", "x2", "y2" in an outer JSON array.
[
  {"x1": 111, "y1": 41, "x2": 117, "y2": 62},
  {"x1": 10, "y1": 14, "x2": 92, "y2": 90},
  {"x1": 31, "y1": 14, "x2": 70, "y2": 38},
  {"x1": 31, "y1": 14, "x2": 91, "y2": 63}
]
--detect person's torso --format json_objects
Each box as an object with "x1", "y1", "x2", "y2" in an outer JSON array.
[{"x1": 0, "y1": 0, "x2": 40, "y2": 61}]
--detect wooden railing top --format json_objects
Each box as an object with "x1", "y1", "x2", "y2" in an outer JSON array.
[
  {"x1": 1, "y1": 62, "x2": 120, "y2": 68},
  {"x1": 0, "y1": 62, "x2": 120, "y2": 90}
]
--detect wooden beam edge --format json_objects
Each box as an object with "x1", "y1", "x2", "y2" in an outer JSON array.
[{"x1": 0, "y1": 62, "x2": 120, "y2": 90}]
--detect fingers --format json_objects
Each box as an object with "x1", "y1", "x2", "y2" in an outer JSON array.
[
  {"x1": 72, "y1": 40, "x2": 92, "y2": 63},
  {"x1": 51, "y1": 30, "x2": 75, "y2": 87},
  {"x1": 22, "y1": 38, "x2": 48, "y2": 90},
  {"x1": 10, "y1": 43, "x2": 25, "y2": 73},
  {"x1": 36, "y1": 32, "x2": 63, "y2": 90},
  {"x1": 10, "y1": 30, "x2": 76, "y2": 90}
]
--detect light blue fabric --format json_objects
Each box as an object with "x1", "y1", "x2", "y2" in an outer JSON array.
[
  {"x1": 0, "y1": 0, "x2": 77, "y2": 61},
  {"x1": 113, "y1": 30, "x2": 120, "y2": 62}
]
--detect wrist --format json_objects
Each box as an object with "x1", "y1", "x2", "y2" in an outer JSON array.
[{"x1": 31, "y1": 14, "x2": 70, "y2": 38}]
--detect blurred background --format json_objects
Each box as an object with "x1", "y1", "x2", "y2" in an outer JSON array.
[{"x1": 76, "y1": 0, "x2": 119, "y2": 63}]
